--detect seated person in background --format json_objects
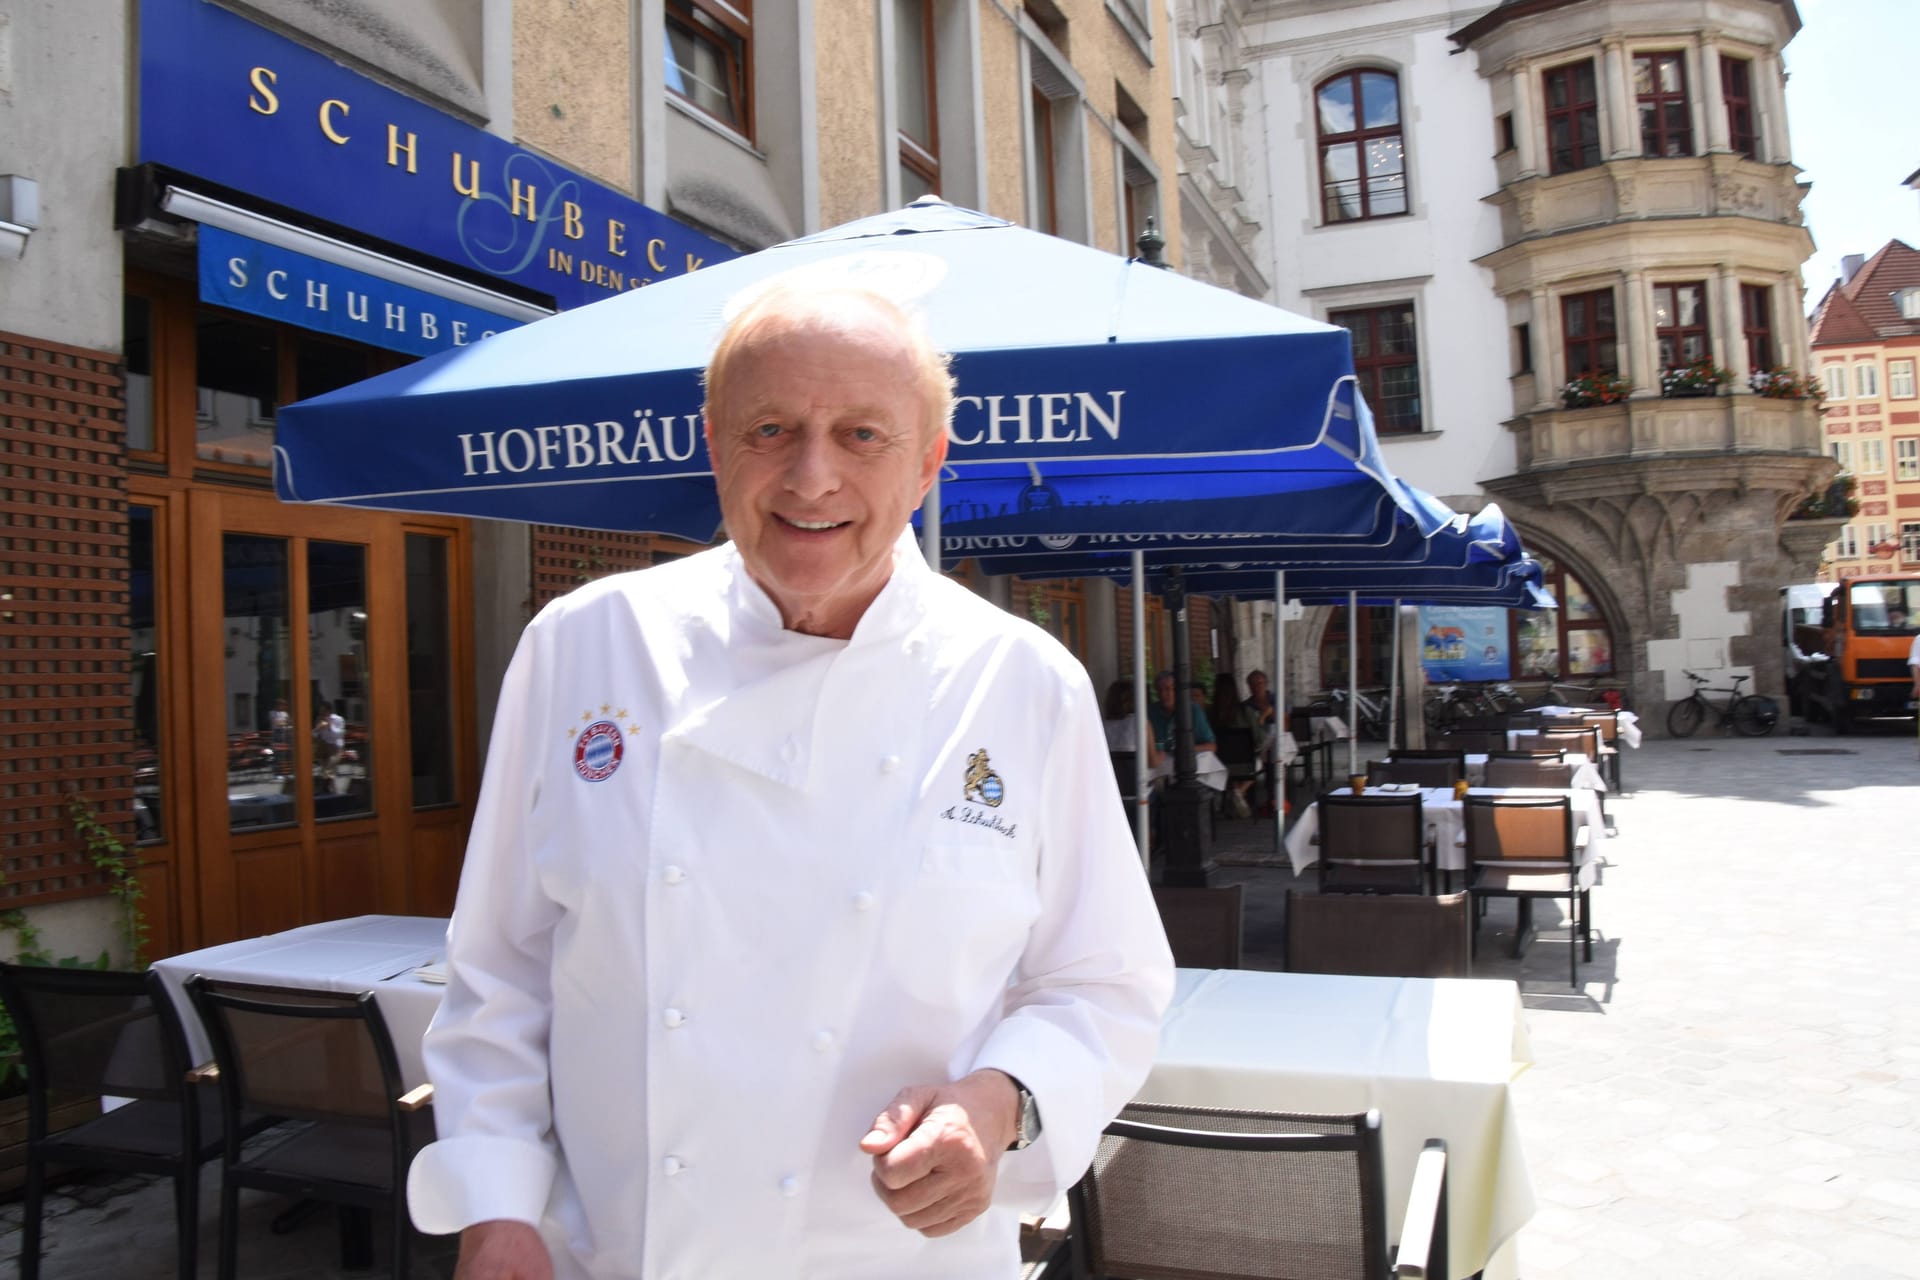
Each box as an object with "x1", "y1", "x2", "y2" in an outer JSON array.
[
  {"x1": 1150, "y1": 670, "x2": 1216, "y2": 756},
  {"x1": 1102, "y1": 678, "x2": 1165, "y2": 770}
]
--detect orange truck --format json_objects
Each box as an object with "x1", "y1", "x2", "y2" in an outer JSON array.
[{"x1": 1813, "y1": 576, "x2": 1920, "y2": 733}]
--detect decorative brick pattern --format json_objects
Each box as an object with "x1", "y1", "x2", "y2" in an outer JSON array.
[
  {"x1": 0, "y1": 332, "x2": 132, "y2": 906},
  {"x1": 529, "y1": 527, "x2": 708, "y2": 612}
]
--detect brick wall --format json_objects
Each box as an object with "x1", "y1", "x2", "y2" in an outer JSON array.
[{"x1": 0, "y1": 332, "x2": 131, "y2": 906}]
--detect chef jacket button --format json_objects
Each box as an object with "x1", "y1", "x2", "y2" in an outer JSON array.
[
  {"x1": 662, "y1": 1155, "x2": 684, "y2": 1176},
  {"x1": 879, "y1": 754, "x2": 900, "y2": 774},
  {"x1": 663, "y1": 865, "x2": 686, "y2": 885},
  {"x1": 852, "y1": 890, "x2": 876, "y2": 912},
  {"x1": 905, "y1": 639, "x2": 924, "y2": 657},
  {"x1": 811, "y1": 1028, "x2": 835, "y2": 1052},
  {"x1": 663, "y1": 1007, "x2": 686, "y2": 1029},
  {"x1": 780, "y1": 1174, "x2": 801, "y2": 1197}
]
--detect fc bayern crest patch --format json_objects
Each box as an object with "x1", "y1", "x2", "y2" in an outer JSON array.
[{"x1": 573, "y1": 720, "x2": 625, "y2": 782}]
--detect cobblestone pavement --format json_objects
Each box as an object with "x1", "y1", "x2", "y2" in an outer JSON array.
[{"x1": 5, "y1": 723, "x2": 1917, "y2": 1277}]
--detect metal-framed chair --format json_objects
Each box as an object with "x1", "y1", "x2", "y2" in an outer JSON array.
[
  {"x1": 184, "y1": 976, "x2": 435, "y2": 1280},
  {"x1": 1150, "y1": 884, "x2": 1245, "y2": 970},
  {"x1": 0, "y1": 963, "x2": 242, "y2": 1280},
  {"x1": 1069, "y1": 1102, "x2": 1450, "y2": 1280},
  {"x1": 1481, "y1": 757, "x2": 1576, "y2": 789},
  {"x1": 1317, "y1": 794, "x2": 1431, "y2": 895},
  {"x1": 1461, "y1": 796, "x2": 1592, "y2": 988},
  {"x1": 1284, "y1": 891, "x2": 1471, "y2": 979},
  {"x1": 1369, "y1": 756, "x2": 1463, "y2": 787},
  {"x1": 1578, "y1": 711, "x2": 1624, "y2": 792}
]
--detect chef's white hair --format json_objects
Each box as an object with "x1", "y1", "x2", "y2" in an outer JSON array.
[{"x1": 702, "y1": 283, "x2": 956, "y2": 443}]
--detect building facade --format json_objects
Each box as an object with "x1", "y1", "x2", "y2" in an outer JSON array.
[
  {"x1": 1, "y1": 0, "x2": 1186, "y2": 960},
  {"x1": 1182, "y1": 0, "x2": 1830, "y2": 716},
  {"x1": 1807, "y1": 240, "x2": 1920, "y2": 578}
]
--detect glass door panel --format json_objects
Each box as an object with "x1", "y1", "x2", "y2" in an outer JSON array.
[
  {"x1": 308, "y1": 540, "x2": 373, "y2": 820},
  {"x1": 131, "y1": 506, "x2": 163, "y2": 843},
  {"x1": 222, "y1": 534, "x2": 295, "y2": 832},
  {"x1": 406, "y1": 534, "x2": 456, "y2": 808}
]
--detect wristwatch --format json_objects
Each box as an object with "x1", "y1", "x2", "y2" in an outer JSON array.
[{"x1": 1007, "y1": 1078, "x2": 1042, "y2": 1151}]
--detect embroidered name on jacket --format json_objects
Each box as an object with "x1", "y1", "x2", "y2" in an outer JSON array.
[{"x1": 939, "y1": 805, "x2": 1018, "y2": 838}]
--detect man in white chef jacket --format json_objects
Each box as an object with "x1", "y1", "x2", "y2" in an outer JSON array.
[{"x1": 408, "y1": 282, "x2": 1176, "y2": 1280}]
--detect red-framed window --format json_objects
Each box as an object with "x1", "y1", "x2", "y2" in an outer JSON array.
[
  {"x1": 1329, "y1": 303, "x2": 1422, "y2": 435},
  {"x1": 895, "y1": 0, "x2": 939, "y2": 201},
  {"x1": 1562, "y1": 289, "x2": 1618, "y2": 377},
  {"x1": 1543, "y1": 60, "x2": 1600, "y2": 174},
  {"x1": 1721, "y1": 55, "x2": 1757, "y2": 159},
  {"x1": 1634, "y1": 51, "x2": 1692, "y2": 158},
  {"x1": 1315, "y1": 69, "x2": 1408, "y2": 222},
  {"x1": 1652, "y1": 281, "x2": 1710, "y2": 371},
  {"x1": 1742, "y1": 284, "x2": 1774, "y2": 372},
  {"x1": 665, "y1": 0, "x2": 753, "y2": 138}
]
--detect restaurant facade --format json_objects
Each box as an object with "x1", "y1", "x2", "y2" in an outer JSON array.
[{"x1": 1, "y1": 0, "x2": 1188, "y2": 962}]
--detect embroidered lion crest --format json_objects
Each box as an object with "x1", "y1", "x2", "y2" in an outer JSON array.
[{"x1": 963, "y1": 748, "x2": 1005, "y2": 807}]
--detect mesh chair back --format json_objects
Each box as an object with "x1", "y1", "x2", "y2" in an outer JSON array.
[
  {"x1": 1579, "y1": 712, "x2": 1619, "y2": 745},
  {"x1": 1493, "y1": 745, "x2": 1565, "y2": 761},
  {"x1": 0, "y1": 965, "x2": 186, "y2": 1108},
  {"x1": 1370, "y1": 756, "x2": 1462, "y2": 787},
  {"x1": 1072, "y1": 1103, "x2": 1388, "y2": 1280},
  {"x1": 1537, "y1": 726, "x2": 1599, "y2": 758},
  {"x1": 1483, "y1": 758, "x2": 1576, "y2": 789},
  {"x1": 1463, "y1": 797, "x2": 1573, "y2": 866},
  {"x1": 187, "y1": 979, "x2": 403, "y2": 1130},
  {"x1": 1284, "y1": 891, "x2": 1471, "y2": 979},
  {"x1": 1436, "y1": 730, "x2": 1502, "y2": 754},
  {"x1": 1320, "y1": 796, "x2": 1424, "y2": 867},
  {"x1": 1150, "y1": 885, "x2": 1244, "y2": 970}
]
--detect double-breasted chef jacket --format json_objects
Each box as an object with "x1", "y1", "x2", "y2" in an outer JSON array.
[{"x1": 408, "y1": 530, "x2": 1176, "y2": 1279}]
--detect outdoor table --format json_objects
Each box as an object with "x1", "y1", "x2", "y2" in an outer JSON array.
[
  {"x1": 152, "y1": 914, "x2": 447, "y2": 1085},
  {"x1": 1284, "y1": 785, "x2": 1606, "y2": 877},
  {"x1": 1141, "y1": 967, "x2": 1534, "y2": 1280}
]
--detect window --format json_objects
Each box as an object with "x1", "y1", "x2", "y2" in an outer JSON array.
[
  {"x1": 1836, "y1": 524, "x2": 1860, "y2": 559},
  {"x1": 1025, "y1": 24, "x2": 1084, "y2": 241},
  {"x1": 196, "y1": 310, "x2": 278, "y2": 469},
  {"x1": 1509, "y1": 555, "x2": 1615, "y2": 681},
  {"x1": 1722, "y1": 55, "x2": 1757, "y2": 159},
  {"x1": 406, "y1": 533, "x2": 457, "y2": 808},
  {"x1": 1497, "y1": 112, "x2": 1516, "y2": 153},
  {"x1": 1543, "y1": 60, "x2": 1601, "y2": 174},
  {"x1": 1652, "y1": 282, "x2": 1710, "y2": 372},
  {"x1": 1856, "y1": 363, "x2": 1880, "y2": 399},
  {"x1": 1031, "y1": 87, "x2": 1058, "y2": 234},
  {"x1": 1514, "y1": 322, "x2": 1533, "y2": 374},
  {"x1": 1897, "y1": 288, "x2": 1920, "y2": 320},
  {"x1": 1634, "y1": 52, "x2": 1692, "y2": 157},
  {"x1": 665, "y1": 0, "x2": 751, "y2": 136},
  {"x1": 1896, "y1": 437, "x2": 1919, "y2": 481},
  {"x1": 1904, "y1": 522, "x2": 1920, "y2": 561},
  {"x1": 125, "y1": 296, "x2": 156, "y2": 453},
  {"x1": 1330, "y1": 303, "x2": 1421, "y2": 434},
  {"x1": 1824, "y1": 364, "x2": 1849, "y2": 400},
  {"x1": 1315, "y1": 70, "x2": 1407, "y2": 222},
  {"x1": 130, "y1": 506, "x2": 163, "y2": 843},
  {"x1": 895, "y1": 0, "x2": 938, "y2": 201},
  {"x1": 1866, "y1": 521, "x2": 1890, "y2": 551},
  {"x1": 1829, "y1": 440, "x2": 1853, "y2": 472},
  {"x1": 1859, "y1": 438, "x2": 1886, "y2": 475},
  {"x1": 1115, "y1": 82, "x2": 1158, "y2": 251},
  {"x1": 1562, "y1": 289, "x2": 1619, "y2": 378},
  {"x1": 1742, "y1": 285, "x2": 1774, "y2": 372},
  {"x1": 1890, "y1": 360, "x2": 1915, "y2": 399}
]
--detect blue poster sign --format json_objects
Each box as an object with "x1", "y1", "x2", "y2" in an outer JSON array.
[
  {"x1": 198, "y1": 225, "x2": 526, "y2": 357},
  {"x1": 1419, "y1": 605, "x2": 1512, "y2": 682},
  {"x1": 139, "y1": 0, "x2": 736, "y2": 313}
]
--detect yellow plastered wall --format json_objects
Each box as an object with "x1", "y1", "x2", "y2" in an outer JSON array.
[
  {"x1": 978, "y1": 4, "x2": 1027, "y2": 226},
  {"x1": 816, "y1": 0, "x2": 884, "y2": 227},
  {"x1": 514, "y1": 0, "x2": 635, "y2": 192}
]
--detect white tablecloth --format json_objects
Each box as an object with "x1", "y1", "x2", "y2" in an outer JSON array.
[
  {"x1": 1527, "y1": 706, "x2": 1642, "y2": 748},
  {"x1": 1284, "y1": 785, "x2": 1606, "y2": 877},
  {"x1": 1462, "y1": 752, "x2": 1605, "y2": 791},
  {"x1": 1142, "y1": 968, "x2": 1534, "y2": 1279},
  {"x1": 152, "y1": 914, "x2": 448, "y2": 1086}
]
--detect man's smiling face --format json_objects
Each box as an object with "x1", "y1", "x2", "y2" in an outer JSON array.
[{"x1": 705, "y1": 293, "x2": 947, "y2": 639}]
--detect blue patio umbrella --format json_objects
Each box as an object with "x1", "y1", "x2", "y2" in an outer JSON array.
[{"x1": 273, "y1": 199, "x2": 1444, "y2": 544}]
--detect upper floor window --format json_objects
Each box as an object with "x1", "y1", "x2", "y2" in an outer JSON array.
[
  {"x1": 1329, "y1": 303, "x2": 1422, "y2": 435},
  {"x1": 1721, "y1": 56, "x2": 1758, "y2": 159},
  {"x1": 666, "y1": 0, "x2": 752, "y2": 137},
  {"x1": 1904, "y1": 521, "x2": 1920, "y2": 562},
  {"x1": 1543, "y1": 60, "x2": 1601, "y2": 174},
  {"x1": 1562, "y1": 289, "x2": 1619, "y2": 378},
  {"x1": 1634, "y1": 52, "x2": 1692, "y2": 158},
  {"x1": 1741, "y1": 284, "x2": 1774, "y2": 371},
  {"x1": 895, "y1": 0, "x2": 938, "y2": 201},
  {"x1": 1890, "y1": 360, "x2": 1916, "y2": 400},
  {"x1": 1836, "y1": 524, "x2": 1860, "y2": 559},
  {"x1": 1859, "y1": 438, "x2": 1886, "y2": 475},
  {"x1": 1898, "y1": 437, "x2": 1920, "y2": 481},
  {"x1": 1897, "y1": 288, "x2": 1920, "y2": 320},
  {"x1": 1315, "y1": 70, "x2": 1407, "y2": 222},
  {"x1": 1856, "y1": 363, "x2": 1880, "y2": 399},
  {"x1": 1824, "y1": 364, "x2": 1849, "y2": 400},
  {"x1": 1829, "y1": 439, "x2": 1853, "y2": 472},
  {"x1": 1652, "y1": 281, "x2": 1709, "y2": 372}
]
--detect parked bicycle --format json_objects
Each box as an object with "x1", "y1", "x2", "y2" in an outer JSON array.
[
  {"x1": 1425, "y1": 681, "x2": 1526, "y2": 729},
  {"x1": 1529, "y1": 678, "x2": 1619, "y2": 709},
  {"x1": 1321, "y1": 686, "x2": 1390, "y2": 741},
  {"x1": 1666, "y1": 670, "x2": 1779, "y2": 738}
]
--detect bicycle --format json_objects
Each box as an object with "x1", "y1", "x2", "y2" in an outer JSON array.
[
  {"x1": 1425, "y1": 681, "x2": 1527, "y2": 730},
  {"x1": 1665, "y1": 670, "x2": 1779, "y2": 738},
  {"x1": 1321, "y1": 686, "x2": 1390, "y2": 741}
]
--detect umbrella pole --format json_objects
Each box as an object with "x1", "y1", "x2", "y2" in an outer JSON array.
[
  {"x1": 1132, "y1": 552, "x2": 1150, "y2": 869},
  {"x1": 1274, "y1": 570, "x2": 1286, "y2": 851},
  {"x1": 1388, "y1": 596, "x2": 1402, "y2": 754},
  {"x1": 921, "y1": 475, "x2": 941, "y2": 569},
  {"x1": 1348, "y1": 589, "x2": 1359, "y2": 779}
]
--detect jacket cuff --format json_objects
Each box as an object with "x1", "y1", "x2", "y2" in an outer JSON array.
[
  {"x1": 407, "y1": 1135, "x2": 558, "y2": 1235},
  {"x1": 970, "y1": 1017, "x2": 1105, "y2": 1214}
]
